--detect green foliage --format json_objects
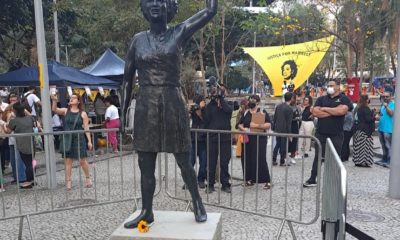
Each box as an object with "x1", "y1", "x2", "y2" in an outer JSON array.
[
  {"x1": 0, "y1": 0, "x2": 397, "y2": 86},
  {"x1": 225, "y1": 67, "x2": 250, "y2": 90}
]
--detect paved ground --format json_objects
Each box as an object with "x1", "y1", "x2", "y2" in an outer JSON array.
[{"x1": 0, "y1": 138, "x2": 399, "y2": 240}]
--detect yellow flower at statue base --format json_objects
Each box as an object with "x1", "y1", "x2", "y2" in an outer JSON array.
[{"x1": 138, "y1": 220, "x2": 149, "y2": 233}]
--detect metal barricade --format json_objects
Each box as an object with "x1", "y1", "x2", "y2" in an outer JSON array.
[
  {"x1": 0, "y1": 127, "x2": 322, "y2": 239},
  {"x1": 321, "y1": 138, "x2": 347, "y2": 240},
  {"x1": 163, "y1": 129, "x2": 323, "y2": 239},
  {"x1": 0, "y1": 129, "x2": 163, "y2": 240}
]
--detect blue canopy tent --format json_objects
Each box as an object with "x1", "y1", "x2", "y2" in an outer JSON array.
[
  {"x1": 81, "y1": 48, "x2": 125, "y2": 82},
  {"x1": 373, "y1": 76, "x2": 395, "y2": 88},
  {"x1": 0, "y1": 61, "x2": 119, "y2": 88}
]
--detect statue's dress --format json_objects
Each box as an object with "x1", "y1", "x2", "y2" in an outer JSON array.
[{"x1": 132, "y1": 28, "x2": 191, "y2": 153}]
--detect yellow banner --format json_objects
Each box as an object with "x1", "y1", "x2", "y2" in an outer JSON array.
[
  {"x1": 89, "y1": 90, "x2": 98, "y2": 102},
  {"x1": 73, "y1": 88, "x2": 86, "y2": 97},
  {"x1": 243, "y1": 36, "x2": 334, "y2": 96}
]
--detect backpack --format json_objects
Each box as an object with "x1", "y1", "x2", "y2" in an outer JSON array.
[
  {"x1": 21, "y1": 93, "x2": 32, "y2": 113},
  {"x1": 21, "y1": 93, "x2": 42, "y2": 116}
]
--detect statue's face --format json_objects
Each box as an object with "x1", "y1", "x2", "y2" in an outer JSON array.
[{"x1": 143, "y1": 0, "x2": 168, "y2": 23}]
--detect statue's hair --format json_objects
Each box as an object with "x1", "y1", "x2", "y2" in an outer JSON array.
[{"x1": 140, "y1": 0, "x2": 178, "y2": 23}]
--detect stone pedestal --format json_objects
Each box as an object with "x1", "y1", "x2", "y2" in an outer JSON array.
[{"x1": 110, "y1": 211, "x2": 222, "y2": 240}]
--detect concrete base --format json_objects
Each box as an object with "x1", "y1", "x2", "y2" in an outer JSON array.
[{"x1": 110, "y1": 211, "x2": 222, "y2": 240}]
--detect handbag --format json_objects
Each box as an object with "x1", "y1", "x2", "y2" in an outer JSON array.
[
  {"x1": 239, "y1": 134, "x2": 249, "y2": 144},
  {"x1": 59, "y1": 111, "x2": 80, "y2": 154}
]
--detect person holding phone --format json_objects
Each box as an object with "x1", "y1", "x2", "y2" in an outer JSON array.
[{"x1": 51, "y1": 94, "x2": 93, "y2": 191}]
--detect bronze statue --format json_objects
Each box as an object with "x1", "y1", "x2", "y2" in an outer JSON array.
[{"x1": 121, "y1": 0, "x2": 217, "y2": 229}]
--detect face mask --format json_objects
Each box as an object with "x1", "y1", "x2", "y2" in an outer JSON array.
[
  {"x1": 248, "y1": 102, "x2": 256, "y2": 109},
  {"x1": 327, "y1": 87, "x2": 335, "y2": 95}
]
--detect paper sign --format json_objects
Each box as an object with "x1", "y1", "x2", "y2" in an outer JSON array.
[{"x1": 251, "y1": 112, "x2": 265, "y2": 133}]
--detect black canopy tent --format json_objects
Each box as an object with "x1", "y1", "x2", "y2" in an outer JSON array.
[{"x1": 81, "y1": 49, "x2": 125, "y2": 82}]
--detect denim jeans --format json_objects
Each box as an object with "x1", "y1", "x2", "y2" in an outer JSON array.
[
  {"x1": 190, "y1": 141, "x2": 207, "y2": 183},
  {"x1": 378, "y1": 131, "x2": 392, "y2": 164},
  {"x1": 10, "y1": 145, "x2": 26, "y2": 182},
  {"x1": 272, "y1": 137, "x2": 288, "y2": 164}
]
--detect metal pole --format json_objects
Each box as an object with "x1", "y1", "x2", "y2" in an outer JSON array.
[
  {"x1": 34, "y1": 0, "x2": 57, "y2": 189},
  {"x1": 389, "y1": 29, "x2": 400, "y2": 199},
  {"x1": 66, "y1": 45, "x2": 69, "y2": 66},
  {"x1": 252, "y1": 31, "x2": 256, "y2": 94},
  {"x1": 61, "y1": 45, "x2": 71, "y2": 66},
  {"x1": 53, "y1": 0, "x2": 60, "y2": 62}
]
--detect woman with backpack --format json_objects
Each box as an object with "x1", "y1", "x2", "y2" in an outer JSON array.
[{"x1": 51, "y1": 94, "x2": 93, "y2": 190}]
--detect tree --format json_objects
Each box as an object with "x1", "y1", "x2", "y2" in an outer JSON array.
[
  {"x1": 314, "y1": 0, "x2": 399, "y2": 89},
  {"x1": 225, "y1": 67, "x2": 250, "y2": 93},
  {"x1": 0, "y1": 0, "x2": 79, "y2": 71}
]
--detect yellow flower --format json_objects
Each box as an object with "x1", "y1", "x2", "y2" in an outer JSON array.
[{"x1": 138, "y1": 220, "x2": 149, "y2": 233}]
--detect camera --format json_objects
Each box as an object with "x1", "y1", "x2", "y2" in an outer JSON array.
[
  {"x1": 190, "y1": 103, "x2": 201, "y2": 112},
  {"x1": 208, "y1": 76, "x2": 225, "y2": 101},
  {"x1": 210, "y1": 87, "x2": 225, "y2": 101}
]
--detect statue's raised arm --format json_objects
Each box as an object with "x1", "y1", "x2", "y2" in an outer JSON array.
[{"x1": 176, "y1": 0, "x2": 218, "y2": 44}]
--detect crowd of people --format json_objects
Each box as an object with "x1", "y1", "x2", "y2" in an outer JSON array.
[
  {"x1": 0, "y1": 87, "x2": 121, "y2": 192},
  {"x1": 0, "y1": 81, "x2": 395, "y2": 194},
  {"x1": 188, "y1": 79, "x2": 395, "y2": 191}
]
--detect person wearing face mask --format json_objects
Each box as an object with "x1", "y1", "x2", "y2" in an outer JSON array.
[
  {"x1": 375, "y1": 91, "x2": 395, "y2": 168},
  {"x1": 303, "y1": 80, "x2": 352, "y2": 187},
  {"x1": 204, "y1": 86, "x2": 233, "y2": 194},
  {"x1": 238, "y1": 95, "x2": 272, "y2": 189}
]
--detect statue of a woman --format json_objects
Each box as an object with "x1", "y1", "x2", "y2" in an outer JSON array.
[{"x1": 121, "y1": 0, "x2": 217, "y2": 229}]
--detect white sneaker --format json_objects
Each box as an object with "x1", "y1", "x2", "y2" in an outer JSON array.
[{"x1": 290, "y1": 158, "x2": 296, "y2": 164}]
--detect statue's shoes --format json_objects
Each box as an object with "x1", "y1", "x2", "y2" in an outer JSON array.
[
  {"x1": 193, "y1": 200, "x2": 207, "y2": 222},
  {"x1": 124, "y1": 211, "x2": 154, "y2": 229}
]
